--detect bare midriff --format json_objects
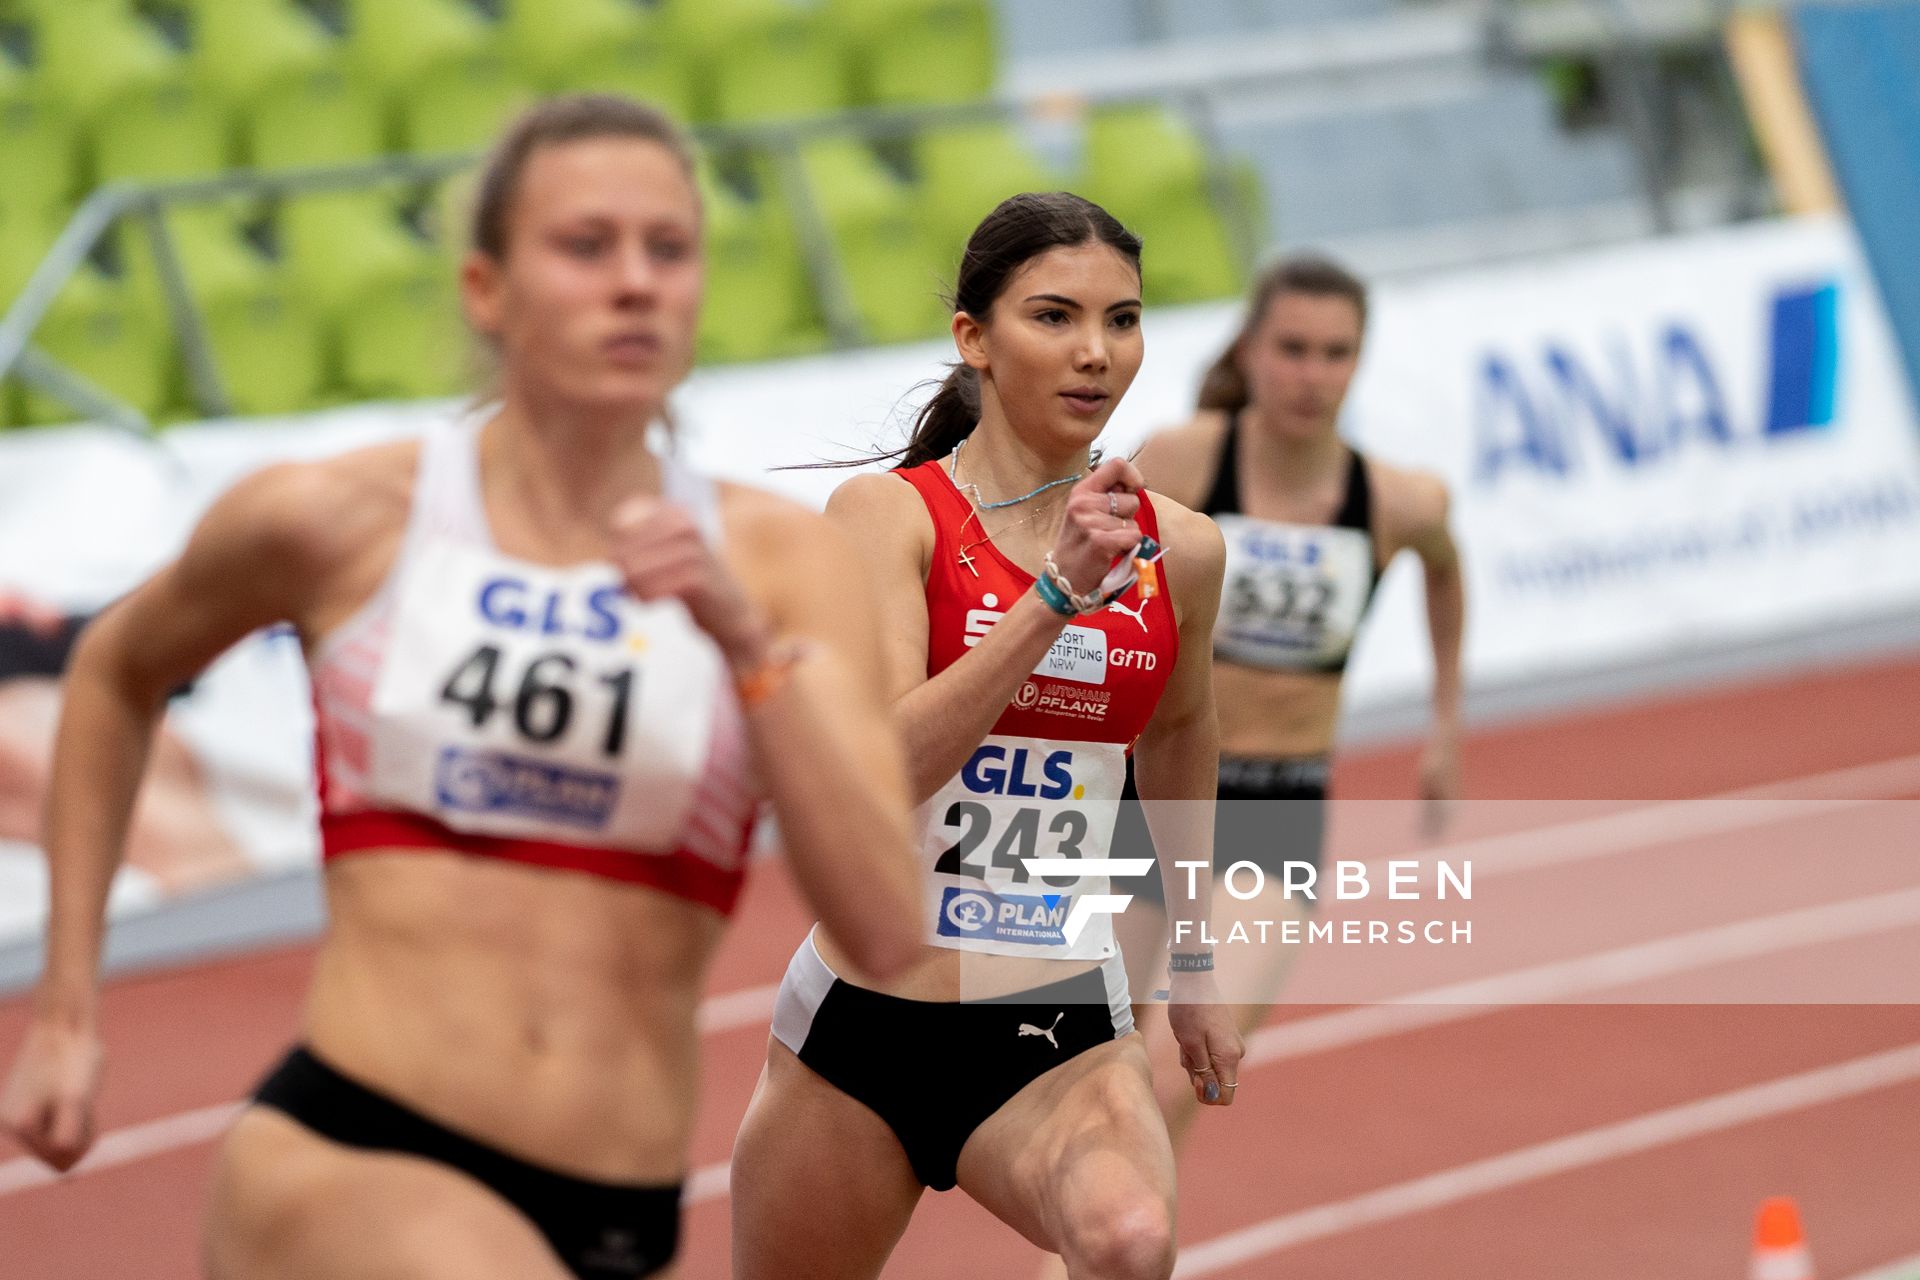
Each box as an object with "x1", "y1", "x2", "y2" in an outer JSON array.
[
  {"x1": 1213, "y1": 661, "x2": 1342, "y2": 761},
  {"x1": 301, "y1": 851, "x2": 724, "y2": 1184}
]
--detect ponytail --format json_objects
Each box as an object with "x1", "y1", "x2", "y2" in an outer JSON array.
[
  {"x1": 1196, "y1": 347, "x2": 1252, "y2": 414},
  {"x1": 897, "y1": 365, "x2": 981, "y2": 469}
]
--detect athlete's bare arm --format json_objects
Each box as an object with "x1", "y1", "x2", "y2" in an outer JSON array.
[
  {"x1": 1130, "y1": 500, "x2": 1225, "y2": 953},
  {"x1": 719, "y1": 488, "x2": 923, "y2": 978},
  {"x1": 1372, "y1": 462, "x2": 1465, "y2": 831},
  {"x1": 3, "y1": 453, "x2": 400, "y2": 1171},
  {"x1": 1131, "y1": 497, "x2": 1243, "y2": 1105},
  {"x1": 826, "y1": 459, "x2": 1150, "y2": 804}
]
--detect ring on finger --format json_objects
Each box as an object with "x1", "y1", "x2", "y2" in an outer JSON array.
[{"x1": 1108, "y1": 492, "x2": 1120, "y2": 518}]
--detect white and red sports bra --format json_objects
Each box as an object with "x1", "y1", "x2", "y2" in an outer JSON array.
[{"x1": 309, "y1": 415, "x2": 758, "y2": 915}]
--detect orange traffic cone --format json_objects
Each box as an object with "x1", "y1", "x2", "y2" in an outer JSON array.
[{"x1": 1750, "y1": 1197, "x2": 1815, "y2": 1280}]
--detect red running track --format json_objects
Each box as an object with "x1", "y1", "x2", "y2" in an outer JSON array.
[{"x1": 3, "y1": 652, "x2": 1919, "y2": 1278}]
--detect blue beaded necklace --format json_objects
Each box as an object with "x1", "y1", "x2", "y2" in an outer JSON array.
[
  {"x1": 950, "y1": 438, "x2": 1084, "y2": 509},
  {"x1": 949, "y1": 438, "x2": 1088, "y2": 577}
]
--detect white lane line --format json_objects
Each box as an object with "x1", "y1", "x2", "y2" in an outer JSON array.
[
  {"x1": 1249, "y1": 884, "x2": 1920, "y2": 1065},
  {"x1": 1174, "y1": 1042, "x2": 1920, "y2": 1277},
  {"x1": 687, "y1": 1158, "x2": 730, "y2": 1205},
  {"x1": 0, "y1": 1101, "x2": 242, "y2": 1197},
  {"x1": 1847, "y1": 1252, "x2": 1920, "y2": 1280},
  {"x1": 1403, "y1": 753, "x2": 1920, "y2": 883},
  {"x1": 696, "y1": 981, "x2": 777, "y2": 1033},
  {"x1": 7, "y1": 754, "x2": 1915, "y2": 1200}
]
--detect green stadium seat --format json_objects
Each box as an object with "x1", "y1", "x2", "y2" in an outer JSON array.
[
  {"x1": 913, "y1": 121, "x2": 1059, "y2": 262},
  {"x1": 338, "y1": 262, "x2": 469, "y2": 402},
  {"x1": 1082, "y1": 106, "x2": 1248, "y2": 304},
  {"x1": 785, "y1": 139, "x2": 949, "y2": 345},
  {"x1": 341, "y1": 0, "x2": 529, "y2": 154},
  {"x1": 405, "y1": 51, "x2": 533, "y2": 156},
  {"x1": 30, "y1": 4, "x2": 235, "y2": 185},
  {"x1": 831, "y1": 0, "x2": 996, "y2": 107},
  {"x1": 0, "y1": 200, "x2": 58, "y2": 299},
  {"x1": 181, "y1": 0, "x2": 332, "y2": 101},
  {"x1": 100, "y1": 206, "x2": 326, "y2": 418},
  {"x1": 667, "y1": 0, "x2": 853, "y2": 123},
  {"x1": 280, "y1": 184, "x2": 467, "y2": 402},
  {"x1": 0, "y1": 57, "x2": 78, "y2": 220},
  {"x1": 18, "y1": 265, "x2": 171, "y2": 425},
  {"x1": 0, "y1": 202, "x2": 58, "y2": 430},
  {"x1": 194, "y1": 272, "x2": 329, "y2": 418},
  {"x1": 246, "y1": 61, "x2": 388, "y2": 170},
  {"x1": 342, "y1": 0, "x2": 486, "y2": 89},
  {"x1": 279, "y1": 190, "x2": 438, "y2": 323},
  {"x1": 180, "y1": 0, "x2": 387, "y2": 170},
  {"x1": 697, "y1": 168, "x2": 824, "y2": 363},
  {"x1": 502, "y1": 0, "x2": 694, "y2": 119}
]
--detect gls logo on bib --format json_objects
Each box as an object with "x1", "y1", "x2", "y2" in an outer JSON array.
[{"x1": 924, "y1": 738, "x2": 1140, "y2": 954}]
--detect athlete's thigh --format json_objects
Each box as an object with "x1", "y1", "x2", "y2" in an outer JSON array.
[
  {"x1": 206, "y1": 1108, "x2": 572, "y2": 1280},
  {"x1": 730, "y1": 1041, "x2": 923, "y2": 1280},
  {"x1": 952, "y1": 1035, "x2": 1174, "y2": 1251}
]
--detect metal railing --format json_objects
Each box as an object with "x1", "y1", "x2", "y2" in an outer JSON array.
[
  {"x1": 1488, "y1": 0, "x2": 1766, "y2": 235},
  {"x1": 0, "y1": 88, "x2": 1264, "y2": 434}
]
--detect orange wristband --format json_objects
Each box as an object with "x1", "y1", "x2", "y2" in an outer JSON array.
[{"x1": 734, "y1": 640, "x2": 810, "y2": 709}]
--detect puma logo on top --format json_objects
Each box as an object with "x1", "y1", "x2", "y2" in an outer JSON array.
[
  {"x1": 1106, "y1": 598, "x2": 1149, "y2": 632},
  {"x1": 1019, "y1": 1011, "x2": 1066, "y2": 1049}
]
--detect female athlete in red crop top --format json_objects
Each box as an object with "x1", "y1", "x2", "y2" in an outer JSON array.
[
  {"x1": 1, "y1": 96, "x2": 922, "y2": 1280},
  {"x1": 732, "y1": 194, "x2": 1242, "y2": 1280}
]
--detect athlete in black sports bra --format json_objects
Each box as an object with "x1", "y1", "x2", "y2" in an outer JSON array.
[{"x1": 1113, "y1": 254, "x2": 1465, "y2": 1167}]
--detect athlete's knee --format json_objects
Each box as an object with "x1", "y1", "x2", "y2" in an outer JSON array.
[{"x1": 1061, "y1": 1196, "x2": 1175, "y2": 1280}]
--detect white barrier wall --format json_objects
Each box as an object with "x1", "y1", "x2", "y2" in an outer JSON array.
[{"x1": 1, "y1": 215, "x2": 1917, "y2": 943}]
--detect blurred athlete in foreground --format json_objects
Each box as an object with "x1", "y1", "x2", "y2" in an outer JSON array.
[{"x1": 1, "y1": 95, "x2": 922, "y2": 1280}]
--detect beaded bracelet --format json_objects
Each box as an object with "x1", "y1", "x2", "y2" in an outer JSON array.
[
  {"x1": 1032, "y1": 571, "x2": 1078, "y2": 617},
  {"x1": 1041, "y1": 534, "x2": 1165, "y2": 616}
]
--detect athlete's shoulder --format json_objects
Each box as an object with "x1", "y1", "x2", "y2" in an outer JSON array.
[
  {"x1": 716, "y1": 480, "x2": 840, "y2": 557},
  {"x1": 1146, "y1": 491, "x2": 1226, "y2": 584},
  {"x1": 204, "y1": 440, "x2": 415, "y2": 576},
  {"x1": 1132, "y1": 410, "x2": 1230, "y2": 510},
  {"x1": 1362, "y1": 455, "x2": 1451, "y2": 551},
  {"x1": 823, "y1": 468, "x2": 936, "y2": 542}
]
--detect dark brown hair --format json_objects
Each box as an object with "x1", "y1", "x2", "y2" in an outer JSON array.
[
  {"x1": 887, "y1": 192, "x2": 1142, "y2": 469},
  {"x1": 470, "y1": 93, "x2": 697, "y2": 261},
  {"x1": 1196, "y1": 254, "x2": 1369, "y2": 414}
]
